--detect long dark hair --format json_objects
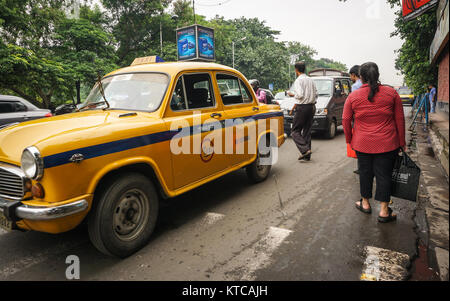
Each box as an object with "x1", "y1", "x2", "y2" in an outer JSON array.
[{"x1": 360, "y1": 62, "x2": 380, "y2": 102}]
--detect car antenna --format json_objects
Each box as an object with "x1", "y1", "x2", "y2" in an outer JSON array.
[{"x1": 97, "y1": 73, "x2": 110, "y2": 110}]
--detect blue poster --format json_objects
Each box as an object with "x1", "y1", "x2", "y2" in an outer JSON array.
[
  {"x1": 177, "y1": 26, "x2": 197, "y2": 61},
  {"x1": 197, "y1": 26, "x2": 215, "y2": 60}
]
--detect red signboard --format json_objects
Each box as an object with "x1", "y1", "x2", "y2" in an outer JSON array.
[{"x1": 402, "y1": 0, "x2": 439, "y2": 21}]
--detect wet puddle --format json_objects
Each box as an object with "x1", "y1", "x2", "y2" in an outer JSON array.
[{"x1": 409, "y1": 244, "x2": 440, "y2": 281}]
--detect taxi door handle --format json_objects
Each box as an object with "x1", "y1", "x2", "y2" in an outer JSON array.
[
  {"x1": 253, "y1": 107, "x2": 260, "y2": 112},
  {"x1": 210, "y1": 113, "x2": 222, "y2": 118}
]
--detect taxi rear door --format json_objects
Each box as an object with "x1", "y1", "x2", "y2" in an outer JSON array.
[{"x1": 214, "y1": 72, "x2": 258, "y2": 167}]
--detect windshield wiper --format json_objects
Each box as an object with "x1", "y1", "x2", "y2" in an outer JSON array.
[
  {"x1": 96, "y1": 73, "x2": 111, "y2": 111},
  {"x1": 77, "y1": 74, "x2": 111, "y2": 112},
  {"x1": 78, "y1": 101, "x2": 107, "y2": 111}
]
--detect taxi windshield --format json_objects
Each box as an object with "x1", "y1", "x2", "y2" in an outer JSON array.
[{"x1": 83, "y1": 73, "x2": 169, "y2": 112}]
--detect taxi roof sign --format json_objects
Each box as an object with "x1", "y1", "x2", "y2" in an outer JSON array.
[{"x1": 131, "y1": 56, "x2": 164, "y2": 66}]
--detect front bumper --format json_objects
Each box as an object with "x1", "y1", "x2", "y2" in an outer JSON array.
[{"x1": 0, "y1": 198, "x2": 88, "y2": 222}]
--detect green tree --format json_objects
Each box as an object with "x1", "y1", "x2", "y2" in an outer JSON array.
[
  {"x1": 53, "y1": 5, "x2": 118, "y2": 104},
  {"x1": 101, "y1": 0, "x2": 172, "y2": 66},
  {"x1": 388, "y1": 0, "x2": 437, "y2": 93},
  {"x1": 0, "y1": 0, "x2": 70, "y2": 108},
  {"x1": 312, "y1": 57, "x2": 347, "y2": 72},
  {"x1": 339, "y1": 0, "x2": 438, "y2": 93}
]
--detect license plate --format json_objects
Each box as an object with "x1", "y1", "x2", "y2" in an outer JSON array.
[{"x1": 0, "y1": 211, "x2": 12, "y2": 232}]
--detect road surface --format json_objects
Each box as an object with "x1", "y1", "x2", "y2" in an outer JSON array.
[{"x1": 0, "y1": 117, "x2": 417, "y2": 281}]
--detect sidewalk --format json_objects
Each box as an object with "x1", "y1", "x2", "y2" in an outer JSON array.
[
  {"x1": 429, "y1": 112, "x2": 449, "y2": 177},
  {"x1": 407, "y1": 109, "x2": 449, "y2": 281}
]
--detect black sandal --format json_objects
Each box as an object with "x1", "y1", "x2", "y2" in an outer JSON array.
[
  {"x1": 378, "y1": 207, "x2": 397, "y2": 223},
  {"x1": 355, "y1": 199, "x2": 372, "y2": 214}
]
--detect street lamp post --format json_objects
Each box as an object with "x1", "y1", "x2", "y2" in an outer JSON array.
[
  {"x1": 159, "y1": 14, "x2": 179, "y2": 58},
  {"x1": 288, "y1": 54, "x2": 299, "y2": 88},
  {"x1": 160, "y1": 13, "x2": 163, "y2": 57},
  {"x1": 232, "y1": 37, "x2": 246, "y2": 69}
]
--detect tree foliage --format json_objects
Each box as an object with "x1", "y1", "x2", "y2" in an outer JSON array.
[
  {"x1": 339, "y1": 0, "x2": 438, "y2": 93},
  {"x1": 0, "y1": 0, "x2": 348, "y2": 108}
]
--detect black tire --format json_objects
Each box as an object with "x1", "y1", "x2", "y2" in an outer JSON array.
[
  {"x1": 324, "y1": 119, "x2": 337, "y2": 139},
  {"x1": 246, "y1": 137, "x2": 273, "y2": 183},
  {"x1": 88, "y1": 173, "x2": 159, "y2": 258}
]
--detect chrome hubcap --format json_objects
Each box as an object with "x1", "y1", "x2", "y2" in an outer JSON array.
[{"x1": 113, "y1": 189, "x2": 149, "y2": 241}]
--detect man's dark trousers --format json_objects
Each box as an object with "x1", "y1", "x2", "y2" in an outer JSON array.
[{"x1": 291, "y1": 104, "x2": 315, "y2": 155}]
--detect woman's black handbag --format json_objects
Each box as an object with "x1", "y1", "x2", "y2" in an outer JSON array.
[{"x1": 391, "y1": 150, "x2": 421, "y2": 202}]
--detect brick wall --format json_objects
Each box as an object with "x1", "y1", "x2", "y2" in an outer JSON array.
[{"x1": 438, "y1": 47, "x2": 449, "y2": 103}]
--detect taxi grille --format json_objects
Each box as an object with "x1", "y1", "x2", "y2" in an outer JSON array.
[{"x1": 0, "y1": 167, "x2": 24, "y2": 200}]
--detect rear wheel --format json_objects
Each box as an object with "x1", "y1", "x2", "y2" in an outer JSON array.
[
  {"x1": 246, "y1": 137, "x2": 273, "y2": 183},
  {"x1": 88, "y1": 173, "x2": 159, "y2": 258}
]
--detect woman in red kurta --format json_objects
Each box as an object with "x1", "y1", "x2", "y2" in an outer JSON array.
[{"x1": 342, "y1": 62, "x2": 406, "y2": 223}]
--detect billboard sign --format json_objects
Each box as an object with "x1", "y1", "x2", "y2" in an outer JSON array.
[
  {"x1": 197, "y1": 26, "x2": 215, "y2": 60},
  {"x1": 176, "y1": 25, "x2": 215, "y2": 62},
  {"x1": 177, "y1": 26, "x2": 197, "y2": 61},
  {"x1": 402, "y1": 0, "x2": 438, "y2": 21}
]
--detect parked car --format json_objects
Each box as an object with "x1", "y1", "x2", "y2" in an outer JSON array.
[
  {"x1": 0, "y1": 60, "x2": 285, "y2": 258},
  {"x1": 0, "y1": 95, "x2": 52, "y2": 128},
  {"x1": 396, "y1": 86, "x2": 415, "y2": 105},
  {"x1": 280, "y1": 74, "x2": 352, "y2": 139},
  {"x1": 54, "y1": 103, "x2": 79, "y2": 115}
]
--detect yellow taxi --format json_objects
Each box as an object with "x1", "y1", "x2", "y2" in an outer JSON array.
[
  {"x1": 0, "y1": 60, "x2": 285, "y2": 257},
  {"x1": 396, "y1": 86, "x2": 415, "y2": 105}
]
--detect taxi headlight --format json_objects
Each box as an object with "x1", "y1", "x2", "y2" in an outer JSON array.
[{"x1": 21, "y1": 146, "x2": 44, "y2": 180}]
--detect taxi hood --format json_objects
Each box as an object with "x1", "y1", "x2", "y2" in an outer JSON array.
[{"x1": 0, "y1": 110, "x2": 162, "y2": 165}]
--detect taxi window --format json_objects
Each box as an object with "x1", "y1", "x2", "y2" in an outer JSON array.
[
  {"x1": 216, "y1": 74, "x2": 253, "y2": 105},
  {"x1": 170, "y1": 77, "x2": 187, "y2": 111},
  {"x1": 171, "y1": 73, "x2": 215, "y2": 111}
]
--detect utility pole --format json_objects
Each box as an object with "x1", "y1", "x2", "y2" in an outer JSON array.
[
  {"x1": 232, "y1": 42, "x2": 235, "y2": 69},
  {"x1": 232, "y1": 37, "x2": 246, "y2": 69},
  {"x1": 193, "y1": 0, "x2": 196, "y2": 24},
  {"x1": 160, "y1": 12, "x2": 163, "y2": 57}
]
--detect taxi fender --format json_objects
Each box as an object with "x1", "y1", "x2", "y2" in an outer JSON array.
[{"x1": 87, "y1": 156, "x2": 170, "y2": 197}]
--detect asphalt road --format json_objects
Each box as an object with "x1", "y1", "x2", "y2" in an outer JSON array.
[{"x1": 0, "y1": 116, "x2": 418, "y2": 281}]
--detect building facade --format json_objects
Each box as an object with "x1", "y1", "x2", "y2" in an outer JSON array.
[{"x1": 430, "y1": 0, "x2": 449, "y2": 115}]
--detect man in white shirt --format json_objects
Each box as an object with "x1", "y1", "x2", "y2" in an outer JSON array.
[{"x1": 287, "y1": 62, "x2": 317, "y2": 161}]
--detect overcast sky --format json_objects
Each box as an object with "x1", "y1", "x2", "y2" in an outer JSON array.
[{"x1": 194, "y1": 0, "x2": 405, "y2": 86}]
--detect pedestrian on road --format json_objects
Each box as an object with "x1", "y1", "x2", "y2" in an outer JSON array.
[
  {"x1": 428, "y1": 84, "x2": 437, "y2": 113},
  {"x1": 342, "y1": 62, "x2": 406, "y2": 223},
  {"x1": 250, "y1": 79, "x2": 267, "y2": 104},
  {"x1": 350, "y1": 65, "x2": 363, "y2": 92},
  {"x1": 348, "y1": 65, "x2": 362, "y2": 174},
  {"x1": 287, "y1": 61, "x2": 317, "y2": 161}
]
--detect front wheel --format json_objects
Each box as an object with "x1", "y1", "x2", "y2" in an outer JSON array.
[
  {"x1": 324, "y1": 119, "x2": 337, "y2": 139},
  {"x1": 88, "y1": 173, "x2": 159, "y2": 258}
]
